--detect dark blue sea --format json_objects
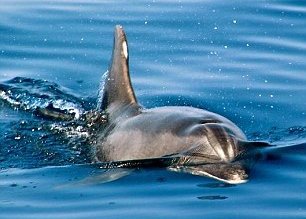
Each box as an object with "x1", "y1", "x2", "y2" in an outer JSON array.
[{"x1": 0, "y1": 0, "x2": 305, "y2": 218}]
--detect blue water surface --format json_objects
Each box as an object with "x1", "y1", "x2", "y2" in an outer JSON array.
[{"x1": 0, "y1": 0, "x2": 306, "y2": 218}]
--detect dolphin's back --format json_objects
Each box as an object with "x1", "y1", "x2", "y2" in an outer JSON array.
[{"x1": 96, "y1": 106, "x2": 246, "y2": 163}]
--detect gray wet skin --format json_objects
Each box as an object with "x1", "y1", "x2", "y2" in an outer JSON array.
[{"x1": 94, "y1": 25, "x2": 266, "y2": 184}]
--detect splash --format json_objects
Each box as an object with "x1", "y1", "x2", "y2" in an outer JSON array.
[
  {"x1": 50, "y1": 123, "x2": 89, "y2": 139},
  {"x1": 0, "y1": 90, "x2": 21, "y2": 107},
  {"x1": 0, "y1": 77, "x2": 85, "y2": 120},
  {"x1": 96, "y1": 70, "x2": 109, "y2": 111}
]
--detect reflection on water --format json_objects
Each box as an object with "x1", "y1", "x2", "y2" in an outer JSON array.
[
  {"x1": 197, "y1": 195, "x2": 228, "y2": 200},
  {"x1": 197, "y1": 182, "x2": 236, "y2": 188},
  {"x1": 0, "y1": 0, "x2": 306, "y2": 218}
]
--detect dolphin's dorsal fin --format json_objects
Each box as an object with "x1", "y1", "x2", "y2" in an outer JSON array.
[{"x1": 99, "y1": 25, "x2": 139, "y2": 116}]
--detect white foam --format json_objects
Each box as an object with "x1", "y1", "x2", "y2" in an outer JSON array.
[
  {"x1": 50, "y1": 123, "x2": 89, "y2": 138},
  {"x1": 0, "y1": 90, "x2": 21, "y2": 106},
  {"x1": 52, "y1": 99, "x2": 83, "y2": 119}
]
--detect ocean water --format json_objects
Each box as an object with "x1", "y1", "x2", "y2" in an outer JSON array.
[{"x1": 0, "y1": 0, "x2": 306, "y2": 218}]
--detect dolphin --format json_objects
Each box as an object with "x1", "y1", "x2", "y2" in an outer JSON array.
[{"x1": 92, "y1": 25, "x2": 270, "y2": 184}]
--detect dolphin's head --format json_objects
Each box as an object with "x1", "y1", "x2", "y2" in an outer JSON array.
[
  {"x1": 173, "y1": 124, "x2": 250, "y2": 184},
  {"x1": 186, "y1": 120, "x2": 270, "y2": 162},
  {"x1": 202, "y1": 123, "x2": 242, "y2": 162},
  {"x1": 181, "y1": 121, "x2": 244, "y2": 164},
  {"x1": 169, "y1": 162, "x2": 249, "y2": 184},
  {"x1": 175, "y1": 121, "x2": 270, "y2": 183}
]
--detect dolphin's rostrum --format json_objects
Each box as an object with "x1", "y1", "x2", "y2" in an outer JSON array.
[{"x1": 92, "y1": 25, "x2": 269, "y2": 184}]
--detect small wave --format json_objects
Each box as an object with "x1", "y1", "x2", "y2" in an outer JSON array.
[
  {"x1": 250, "y1": 126, "x2": 306, "y2": 144},
  {"x1": 0, "y1": 77, "x2": 85, "y2": 120},
  {"x1": 0, "y1": 118, "x2": 93, "y2": 170}
]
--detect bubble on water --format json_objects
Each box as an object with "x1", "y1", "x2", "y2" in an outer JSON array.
[{"x1": 14, "y1": 136, "x2": 21, "y2": 140}]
